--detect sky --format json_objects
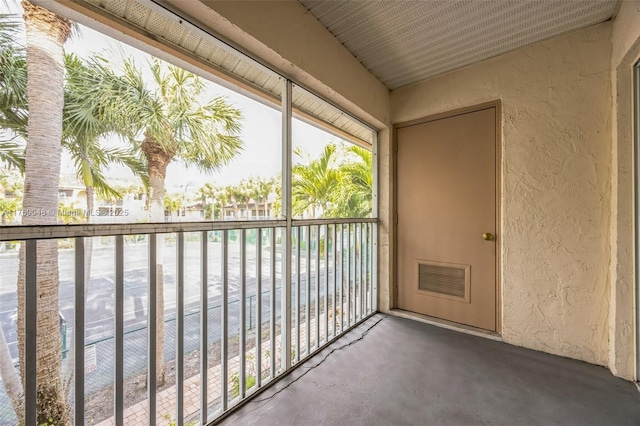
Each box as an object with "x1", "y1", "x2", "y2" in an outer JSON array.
[{"x1": 1, "y1": 3, "x2": 355, "y2": 196}]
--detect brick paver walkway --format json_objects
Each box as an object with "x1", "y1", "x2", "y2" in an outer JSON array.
[{"x1": 94, "y1": 308, "x2": 361, "y2": 425}]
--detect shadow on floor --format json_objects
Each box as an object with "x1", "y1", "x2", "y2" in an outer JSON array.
[{"x1": 218, "y1": 314, "x2": 640, "y2": 425}]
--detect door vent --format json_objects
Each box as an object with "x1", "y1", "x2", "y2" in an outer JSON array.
[{"x1": 417, "y1": 261, "x2": 470, "y2": 303}]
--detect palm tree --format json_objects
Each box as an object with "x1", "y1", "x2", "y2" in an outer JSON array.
[
  {"x1": 62, "y1": 53, "x2": 148, "y2": 290},
  {"x1": 330, "y1": 146, "x2": 373, "y2": 217},
  {"x1": 2, "y1": 39, "x2": 148, "y2": 285},
  {"x1": 63, "y1": 53, "x2": 148, "y2": 222},
  {"x1": 0, "y1": 9, "x2": 149, "y2": 422},
  {"x1": 87, "y1": 56, "x2": 243, "y2": 383},
  {"x1": 228, "y1": 184, "x2": 245, "y2": 219},
  {"x1": 197, "y1": 182, "x2": 219, "y2": 220},
  {"x1": 1, "y1": 41, "x2": 147, "y2": 218},
  {"x1": 270, "y1": 174, "x2": 283, "y2": 218},
  {"x1": 249, "y1": 177, "x2": 274, "y2": 219},
  {"x1": 164, "y1": 192, "x2": 183, "y2": 218},
  {"x1": 216, "y1": 185, "x2": 232, "y2": 220},
  {"x1": 245, "y1": 177, "x2": 260, "y2": 219},
  {"x1": 87, "y1": 56, "x2": 243, "y2": 220},
  {"x1": 238, "y1": 179, "x2": 255, "y2": 219},
  {"x1": 292, "y1": 144, "x2": 342, "y2": 218},
  {"x1": 15, "y1": 2, "x2": 72, "y2": 424}
]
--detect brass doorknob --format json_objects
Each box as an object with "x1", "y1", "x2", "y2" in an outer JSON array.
[{"x1": 482, "y1": 233, "x2": 494, "y2": 241}]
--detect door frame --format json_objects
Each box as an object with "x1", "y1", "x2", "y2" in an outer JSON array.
[
  {"x1": 634, "y1": 59, "x2": 640, "y2": 381},
  {"x1": 392, "y1": 100, "x2": 502, "y2": 333}
]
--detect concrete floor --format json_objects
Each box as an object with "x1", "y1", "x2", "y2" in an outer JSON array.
[{"x1": 218, "y1": 314, "x2": 640, "y2": 426}]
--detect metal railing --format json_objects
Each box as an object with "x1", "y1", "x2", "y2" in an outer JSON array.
[{"x1": 0, "y1": 217, "x2": 377, "y2": 425}]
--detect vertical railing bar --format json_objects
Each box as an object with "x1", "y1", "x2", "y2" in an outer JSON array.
[
  {"x1": 363, "y1": 223, "x2": 367, "y2": 314},
  {"x1": 347, "y1": 224, "x2": 352, "y2": 327},
  {"x1": 354, "y1": 224, "x2": 358, "y2": 322},
  {"x1": 354, "y1": 224, "x2": 357, "y2": 323},
  {"x1": 372, "y1": 222, "x2": 378, "y2": 311},
  {"x1": 239, "y1": 228, "x2": 246, "y2": 398},
  {"x1": 256, "y1": 228, "x2": 263, "y2": 388},
  {"x1": 24, "y1": 240, "x2": 37, "y2": 426},
  {"x1": 148, "y1": 234, "x2": 157, "y2": 426},
  {"x1": 354, "y1": 224, "x2": 360, "y2": 322},
  {"x1": 305, "y1": 225, "x2": 311, "y2": 355},
  {"x1": 332, "y1": 224, "x2": 337, "y2": 338},
  {"x1": 176, "y1": 232, "x2": 185, "y2": 426},
  {"x1": 339, "y1": 224, "x2": 344, "y2": 334},
  {"x1": 314, "y1": 225, "x2": 320, "y2": 348},
  {"x1": 360, "y1": 223, "x2": 365, "y2": 320},
  {"x1": 323, "y1": 224, "x2": 329, "y2": 344},
  {"x1": 369, "y1": 223, "x2": 373, "y2": 313},
  {"x1": 115, "y1": 236, "x2": 124, "y2": 426},
  {"x1": 367, "y1": 223, "x2": 371, "y2": 313},
  {"x1": 372, "y1": 131, "x2": 379, "y2": 313},
  {"x1": 358, "y1": 223, "x2": 366, "y2": 319},
  {"x1": 361, "y1": 223, "x2": 366, "y2": 315},
  {"x1": 200, "y1": 231, "x2": 208, "y2": 424},
  {"x1": 353, "y1": 224, "x2": 358, "y2": 323},
  {"x1": 371, "y1": 222, "x2": 375, "y2": 314},
  {"x1": 295, "y1": 226, "x2": 301, "y2": 363},
  {"x1": 269, "y1": 228, "x2": 276, "y2": 379},
  {"x1": 74, "y1": 237, "x2": 85, "y2": 425},
  {"x1": 221, "y1": 230, "x2": 229, "y2": 411},
  {"x1": 282, "y1": 79, "x2": 293, "y2": 372},
  {"x1": 352, "y1": 224, "x2": 356, "y2": 324},
  {"x1": 352, "y1": 224, "x2": 357, "y2": 323},
  {"x1": 362, "y1": 223, "x2": 369, "y2": 315},
  {"x1": 360, "y1": 223, "x2": 369, "y2": 317}
]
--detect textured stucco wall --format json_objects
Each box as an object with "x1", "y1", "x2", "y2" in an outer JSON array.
[
  {"x1": 391, "y1": 23, "x2": 613, "y2": 366},
  {"x1": 609, "y1": 0, "x2": 640, "y2": 380}
]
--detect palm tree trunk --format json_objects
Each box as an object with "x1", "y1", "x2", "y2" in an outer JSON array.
[
  {"x1": 15, "y1": 2, "x2": 71, "y2": 424},
  {"x1": 141, "y1": 136, "x2": 173, "y2": 387},
  {"x1": 232, "y1": 201, "x2": 238, "y2": 219},
  {"x1": 0, "y1": 326, "x2": 23, "y2": 419}
]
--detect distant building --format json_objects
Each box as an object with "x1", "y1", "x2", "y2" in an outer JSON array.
[
  {"x1": 95, "y1": 190, "x2": 147, "y2": 223},
  {"x1": 223, "y1": 200, "x2": 273, "y2": 220}
]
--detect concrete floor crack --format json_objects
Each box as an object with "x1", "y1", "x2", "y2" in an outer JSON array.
[{"x1": 245, "y1": 315, "x2": 387, "y2": 411}]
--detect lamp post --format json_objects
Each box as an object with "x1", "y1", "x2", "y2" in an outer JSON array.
[{"x1": 182, "y1": 183, "x2": 191, "y2": 220}]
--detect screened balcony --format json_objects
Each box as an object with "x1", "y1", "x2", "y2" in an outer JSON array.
[
  {"x1": 0, "y1": 1, "x2": 379, "y2": 424},
  {"x1": 4, "y1": 0, "x2": 640, "y2": 424},
  {"x1": 2, "y1": 218, "x2": 377, "y2": 424}
]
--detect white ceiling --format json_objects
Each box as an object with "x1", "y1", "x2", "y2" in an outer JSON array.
[{"x1": 299, "y1": 0, "x2": 620, "y2": 90}]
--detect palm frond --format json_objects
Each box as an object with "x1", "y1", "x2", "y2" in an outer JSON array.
[
  {"x1": 0, "y1": 17, "x2": 27, "y2": 138},
  {"x1": 0, "y1": 139, "x2": 24, "y2": 172}
]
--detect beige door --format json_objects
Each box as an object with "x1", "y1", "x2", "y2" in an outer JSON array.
[{"x1": 396, "y1": 106, "x2": 497, "y2": 331}]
